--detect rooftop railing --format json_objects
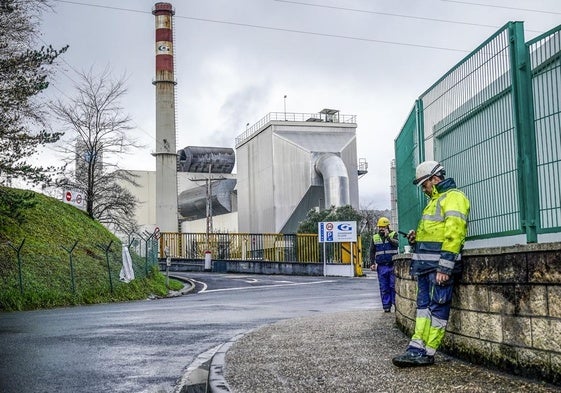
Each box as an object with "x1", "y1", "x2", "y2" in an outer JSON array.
[{"x1": 235, "y1": 111, "x2": 357, "y2": 147}]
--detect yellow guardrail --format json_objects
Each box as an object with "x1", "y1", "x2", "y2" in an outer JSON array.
[{"x1": 159, "y1": 232, "x2": 362, "y2": 274}]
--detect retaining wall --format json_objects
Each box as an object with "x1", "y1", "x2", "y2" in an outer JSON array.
[
  {"x1": 394, "y1": 242, "x2": 561, "y2": 385},
  {"x1": 160, "y1": 259, "x2": 324, "y2": 276}
]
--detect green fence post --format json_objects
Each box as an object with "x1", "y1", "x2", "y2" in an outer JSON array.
[
  {"x1": 61, "y1": 241, "x2": 79, "y2": 295},
  {"x1": 7, "y1": 238, "x2": 25, "y2": 295},
  {"x1": 97, "y1": 241, "x2": 114, "y2": 294},
  {"x1": 144, "y1": 232, "x2": 155, "y2": 276},
  {"x1": 509, "y1": 21, "x2": 539, "y2": 243}
]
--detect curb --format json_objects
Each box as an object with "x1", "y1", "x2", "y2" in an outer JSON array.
[
  {"x1": 208, "y1": 333, "x2": 247, "y2": 393},
  {"x1": 167, "y1": 275, "x2": 197, "y2": 297}
]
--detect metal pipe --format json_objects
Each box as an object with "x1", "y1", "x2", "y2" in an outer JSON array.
[{"x1": 314, "y1": 153, "x2": 350, "y2": 208}]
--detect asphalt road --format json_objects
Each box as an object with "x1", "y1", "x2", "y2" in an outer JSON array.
[{"x1": 0, "y1": 273, "x2": 378, "y2": 393}]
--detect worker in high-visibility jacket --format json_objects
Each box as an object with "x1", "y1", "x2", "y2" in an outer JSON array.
[
  {"x1": 392, "y1": 160, "x2": 470, "y2": 368},
  {"x1": 369, "y1": 217, "x2": 398, "y2": 312}
]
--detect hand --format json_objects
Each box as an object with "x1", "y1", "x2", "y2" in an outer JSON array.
[
  {"x1": 406, "y1": 230, "x2": 416, "y2": 243},
  {"x1": 436, "y1": 272, "x2": 450, "y2": 285},
  {"x1": 379, "y1": 228, "x2": 387, "y2": 237}
]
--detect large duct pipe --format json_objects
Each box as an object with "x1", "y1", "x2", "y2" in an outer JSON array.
[
  {"x1": 314, "y1": 153, "x2": 350, "y2": 208},
  {"x1": 177, "y1": 146, "x2": 235, "y2": 173},
  {"x1": 152, "y1": 2, "x2": 179, "y2": 231}
]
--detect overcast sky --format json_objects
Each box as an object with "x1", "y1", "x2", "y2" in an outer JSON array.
[{"x1": 39, "y1": 0, "x2": 561, "y2": 209}]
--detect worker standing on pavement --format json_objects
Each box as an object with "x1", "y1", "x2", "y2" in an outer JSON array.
[
  {"x1": 392, "y1": 160, "x2": 470, "y2": 367},
  {"x1": 369, "y1": 217, "x2": 398, "y2": 312}
]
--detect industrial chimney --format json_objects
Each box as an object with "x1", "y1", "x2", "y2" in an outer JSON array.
[{"x1": 152, "y1": 2, "x2": 179, "y2": 232}]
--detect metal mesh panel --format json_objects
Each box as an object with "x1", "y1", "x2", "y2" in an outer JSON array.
[
  {"x1": 419, "y1": 25, "x2": 522, "y2": 238},
  {"x1": 529, "y1": 26, "x2": 561, "y2": 231},
  {"x1": 394, "y1": 105, "x2": 424, "y2": 235}
]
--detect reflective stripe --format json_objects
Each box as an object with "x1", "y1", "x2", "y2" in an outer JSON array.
[
  {"x1": 412, "y1": 253, "x2": 440, "y2": 261},
  {"x1": 422, "y1": 194, "x2": 447, "y2": 222},
  {"x1": 408, "y1": 339, "x2": 426, "y2": 351},
  {"x1": 439, "y1": 259, "x2": 455, "y2": 269},
  {"x1": 376, "y1": 249, "x2": 398, "y2": 255},
  {"x1": 417, "y1": 308, "x2": 430, "y2": 318},
  {"x1": 444, "y1": 210, "x2": 468, "y2": 221},
  {"x1": 422, "y1": 214, "x2": 443, "y2": 222},
  {"x1": 431, "y1": 315, "x2": 448, "y2": 329}
]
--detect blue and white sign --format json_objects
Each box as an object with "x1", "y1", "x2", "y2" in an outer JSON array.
[{"x1": 318, "y1": 221, "x2": 357, "y2": 243}]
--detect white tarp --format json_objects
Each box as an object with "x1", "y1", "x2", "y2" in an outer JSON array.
[{"x1": 120, "y1": 245, "x2": 135, "y2": 283}]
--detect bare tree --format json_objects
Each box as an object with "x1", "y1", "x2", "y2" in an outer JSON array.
[{"x1": 51, "y1": 68, "x2": 140, "y2": 230}]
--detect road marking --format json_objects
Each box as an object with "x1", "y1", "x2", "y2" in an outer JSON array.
[
  {"x1": 202, "y1": 280, "x2": 337, "y2": 293},
  {"x1": 191, "y1": 279, "x2": 208, "y2": 293}
]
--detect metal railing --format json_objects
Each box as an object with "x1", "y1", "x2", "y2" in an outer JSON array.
[
  {"x1": 235, "y1": 111, "x2": 357, "y2": 147},
  {"x1": 159, "y1": 232, "x2": 362, "y2": 265}
]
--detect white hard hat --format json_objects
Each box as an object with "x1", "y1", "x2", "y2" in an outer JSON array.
[{"x1": 413, "y1": 161, "x2": 445, "y2": 186}]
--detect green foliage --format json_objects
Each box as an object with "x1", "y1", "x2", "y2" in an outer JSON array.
[
  {"x1": 0, "y1": 187, "x2": 37, "y2": 227},
  {"x1": 297, "y1": 205, "x2": 364, "y2": 234},
  {"x1": 0, "y1": 1, "x2": 68, "y2": 185},
  {"x1": 0, "y1": 187, "x2": 183, "y2": 311}
]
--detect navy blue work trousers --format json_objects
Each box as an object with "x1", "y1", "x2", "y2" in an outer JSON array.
[{"x1": 376, "y1": 264, "x2": 395, "y2": 310}]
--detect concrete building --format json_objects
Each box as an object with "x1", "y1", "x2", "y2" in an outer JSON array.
[{"x1": 236, "y1": 109, "x2": 362, "y2": 233}]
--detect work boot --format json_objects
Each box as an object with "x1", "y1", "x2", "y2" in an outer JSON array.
[{"x1": 392, "y1": 351, "x2": 434, "y2": 367}]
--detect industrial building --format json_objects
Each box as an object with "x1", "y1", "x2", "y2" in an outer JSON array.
[
  {"x1": 125, "y1": 108, "x2": 367, "y2": 235},
  {"x1": 120, "y1": 3, "x2": 368, "y2": 235}
]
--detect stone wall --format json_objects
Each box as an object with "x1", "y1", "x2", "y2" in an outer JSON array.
[{"x1": 394, "y1": 242, "x2": 561, "y2": 385}]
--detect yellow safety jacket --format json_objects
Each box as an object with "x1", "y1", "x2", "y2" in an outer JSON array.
[{"x1": 411, "y1": 178, "x2": 470, "y2": 276}]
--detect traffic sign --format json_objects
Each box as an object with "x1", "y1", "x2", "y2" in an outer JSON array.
[{"x1": 62, "y1": 189, "x2": 85, "y2": 210}]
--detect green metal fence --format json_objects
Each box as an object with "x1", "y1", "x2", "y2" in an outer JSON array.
[
  {"x1": 395, "y1": 21, "x2": 561, "y2": 243},
  {"x1": 528, "y1": 25, "x2": 561, "y2": 233},
  {"x1": 0, "y1": 237, "x2": 159, "y2": 310},
  {"x1": 394, "y1": 103, "x2": 424, "y2": 242}
]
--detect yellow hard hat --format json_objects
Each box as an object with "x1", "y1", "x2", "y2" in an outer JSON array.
[{"x1": 377, "y1": 217, "x2": 390, "y2": 227}]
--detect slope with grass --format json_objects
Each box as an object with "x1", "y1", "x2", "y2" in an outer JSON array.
[{"x1": 0, "y1": 186, "x2": 182, "y2": 311}]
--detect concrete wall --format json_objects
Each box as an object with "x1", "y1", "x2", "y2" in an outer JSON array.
[
  {"x1": 118, "y1": 170, "x2": 156, "y2": 229},
  {"x1": 394, "y1": 242, "x2": 561, "y2": 385}
]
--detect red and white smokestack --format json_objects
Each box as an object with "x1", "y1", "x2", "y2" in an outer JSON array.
[
  {"x1": 153, "y1": 2, "x2": 174, "y2": 83},
  {"x1": 152, "y1": 2, "x2": 178, "y2": 232}
]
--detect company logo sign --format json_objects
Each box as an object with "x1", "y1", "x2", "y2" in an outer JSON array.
[{"x1": 318, "y1": 221, "x2": 357, "y2": 243}]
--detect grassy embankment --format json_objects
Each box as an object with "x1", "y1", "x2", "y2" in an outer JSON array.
[{"x1": 0, "y1": 186, "x2": 183, "y2": 311}]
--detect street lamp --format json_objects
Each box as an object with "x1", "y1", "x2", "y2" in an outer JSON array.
[{"x1": 284, "y1": 95, "x2": 287, "y2": 121}]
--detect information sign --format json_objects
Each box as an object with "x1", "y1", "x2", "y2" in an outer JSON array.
[{"x1": 318, "y1": 221, "x2": 357, "y2": 243}]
